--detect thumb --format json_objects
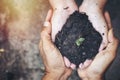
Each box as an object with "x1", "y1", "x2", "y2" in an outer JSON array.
[
  {"x1": 43, "y1": 9, "x2": 53, "y2": 33},
  {"x1": 41, "y1": 9, "x2": 53, "y2": 40},
  {"x1": 106, "y1": 29, "x2": 119, "y2": 53}
]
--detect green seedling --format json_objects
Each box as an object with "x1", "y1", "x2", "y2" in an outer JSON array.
[{"x1": 75, "y1": 37, "x2": 85, "y2": 46}]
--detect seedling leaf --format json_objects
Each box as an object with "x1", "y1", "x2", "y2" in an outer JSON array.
[{"x1": 75, "y1": 38, "x2": 85, "y2": 46}]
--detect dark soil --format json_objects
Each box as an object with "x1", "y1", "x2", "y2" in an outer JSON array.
[{"x1": 54, "y1": 11, "x2": 102, "y2": 66}]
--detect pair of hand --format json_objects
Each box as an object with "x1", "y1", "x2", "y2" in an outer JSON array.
[
  {"x1": 49, "y1": 0, "x2": 109, "y2": 69},
  {"x1": 39, "y1": 10, "x2": 119, "y2": 80}
]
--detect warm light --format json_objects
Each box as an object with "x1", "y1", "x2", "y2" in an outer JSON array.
[
  {"x1": 3, "y1": 0, "x2": 37, "y2": 15},
  {"x1": 2, "y1": 0, "x2": 38, "y2": 30},
  {"x1": 0, "y1": 0, "x2": 39, "y2": 39},
  {"x1": 0, "y1": 48, "x2": 5, "y2": 53}
]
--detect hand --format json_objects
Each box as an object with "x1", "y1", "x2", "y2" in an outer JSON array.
[
  {"x1": 39, "y1": 10, "x2": 72, "y2": 80},
  {"x1": 77, "y1": 0, "x2": 111, "y2": 71},
  {"x1": 49, "y1": 0, "x2": 78, "y2": 69},
  {"x1": 49, "y1": 0, "x2": 78, "y2": 41},
  {"x1": 79, "y1": 0, "x2": 108, "y2": 51},
  {"x1": 77, "y1": 12, "x2": 119, "y2": 80},
  {"x1": 48, "y1": 0, "x2": 111, "y2": 70}
]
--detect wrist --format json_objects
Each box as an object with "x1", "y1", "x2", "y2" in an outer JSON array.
[
  {"x1": 89, "y1": 76, "x2": 102, "y2": 80},
  {"x1": 59, "y1": 74, "x2": 70, "y2": 80},
  {"x1": 82, "y1": 78, "x2": 102, "y2": 80},
  {"x1": 81, "y1": 75, "x2": 102, "y2": 80},
  {"x1": 42, "y1": 70, "x2": 65, "y2": 80},
  {"x1": 42, "y1": 72, "x2": 62, "y2": 80}
]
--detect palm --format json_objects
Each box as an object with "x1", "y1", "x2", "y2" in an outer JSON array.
[{"x1": 78, "y1": 29, "x2": 119, "y2": 79}]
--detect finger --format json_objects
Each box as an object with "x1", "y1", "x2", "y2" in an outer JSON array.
[
  {"x1": 45, "y1": 9, "x2": 53, "y2": 22},
  {"x1": 41, "y1": 9, "x2": 53, "y2": 40},
  {"x1": 43, "y1": 21, "x2": 51, "y2": 28},
  {"x1": 41, "y1": 9, "x2": 62, "y2": 58},
  {"x1": 106, "y1": 29, "x2": 119, "y2": 51},
  {"x1": 43, "y1": 9, "x2": 52, "y2": 29},
  {"x1": 79, "y1": 63, "x2": 84, "y2": 70},
  {"x1": 70, "y1": 63, "x2": 76, "y2": 70},
  {"x1": 104, "y1": 11, "x2": 112, "y2": 30},
  {"x1": 99, "y1": 42, "x2": 106, "y2": 51},
  {"x1": 99, "y1": 34, "x2": 108, "y2": 51},
  {"x1": 108, "y1": 29, "x2": 114, "y2": 43},
  {"x1": 64, "y1": 57, "x2": 71, "y2": 68},
  {"x1": 39, "y1": 9, "x2": 53, "y2": 56},
  {"x1": 82, "y1": 59, "x2": 92, "y2": 69},
  {"x1": 99, "y1": 11, "x2": 111, "y2": 51}
]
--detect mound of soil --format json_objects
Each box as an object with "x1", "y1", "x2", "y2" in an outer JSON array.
[{"x1": 54, "y1": 11, "x2": 102, "y2": 67}]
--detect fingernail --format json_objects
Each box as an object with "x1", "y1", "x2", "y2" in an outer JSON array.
[
  {"x1": 64, "y1": 57, "x2": 71, "y2": 68},
  {"x1": 84, "y1": 59, "x2": 92, "y2": 67},
  {"x1": 70, "y1": 63, "x2": 76, "y2": 70},
  {"x1": 79, "y1": 63, "x2": 83, "y2": 69},
  {"x1": 99, "y1": 42, "x2": 106, "y2": 52},
  {"x1": 43, "y1": 21, "x2": 50, "y2": 27}
]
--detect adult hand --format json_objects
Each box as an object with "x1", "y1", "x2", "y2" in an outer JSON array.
[
  {"x1": 49, "y1": 0, "x2": 78, "y2": 41},
  {"x1": 62, "y1": 0, "x2": 110, "y2": 69},
  {"x1": 77, "y1": 12, "x2": 119, "y2": 80},
  {"x1": 48, "y1": 0, "x2": 79, "y2": 70},
  {"x1": 39, "y1": 10, "x2": 72, "y2": 80},
  {"x1": 79, "y1": 0, "x2": 108, "y2": 51}
]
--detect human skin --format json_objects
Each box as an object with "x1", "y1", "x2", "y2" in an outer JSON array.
[
  {"x1": 39, "y1": 10, "x2": 72, "y2": 80},
  {"x1": 77, "y1": 12, "x2": 119, "y2": 80},
  {"x1": 48, "y1": 0, "x2": 78, "y2": 41},
  {"x1": 79, "y1": 0, "x2": 108, "y2": 51},
  {"x1": 49, "y1": 0, "x2": 108, "y2": 51},
  {"x1": 40, "y1": 9, "x2": 119, "y2": 80},
  {"x1": 48, "y1": 0, "x2": 109, "y2": 69},
  {"x1": 78, "y1": 29, "x2": 119, "y2": 80},
  {"x1": 48, "y1": 0, "x2": 78, "y2": 69}
]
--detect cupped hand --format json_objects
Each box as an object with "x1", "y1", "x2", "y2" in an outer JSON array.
[
  {"x1": 64, "y1": 0, "x2": 110, "y2": 69},
  {"x1": 79, "y1": 0, "x2": 108, "y2": 51},
  {"x1": 77, "y1": 12, "x2": 119, "y2": 80},
  {"x1": 49, "y1": 0, "x2": 79, "y2": 70},
  {"x1": 39, "y1": 10, "x2": 72, "y2": 80}
]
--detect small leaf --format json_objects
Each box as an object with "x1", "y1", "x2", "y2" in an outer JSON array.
[{"x1": 75, "y1": 37, "x2": 85, "y2": 46}]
